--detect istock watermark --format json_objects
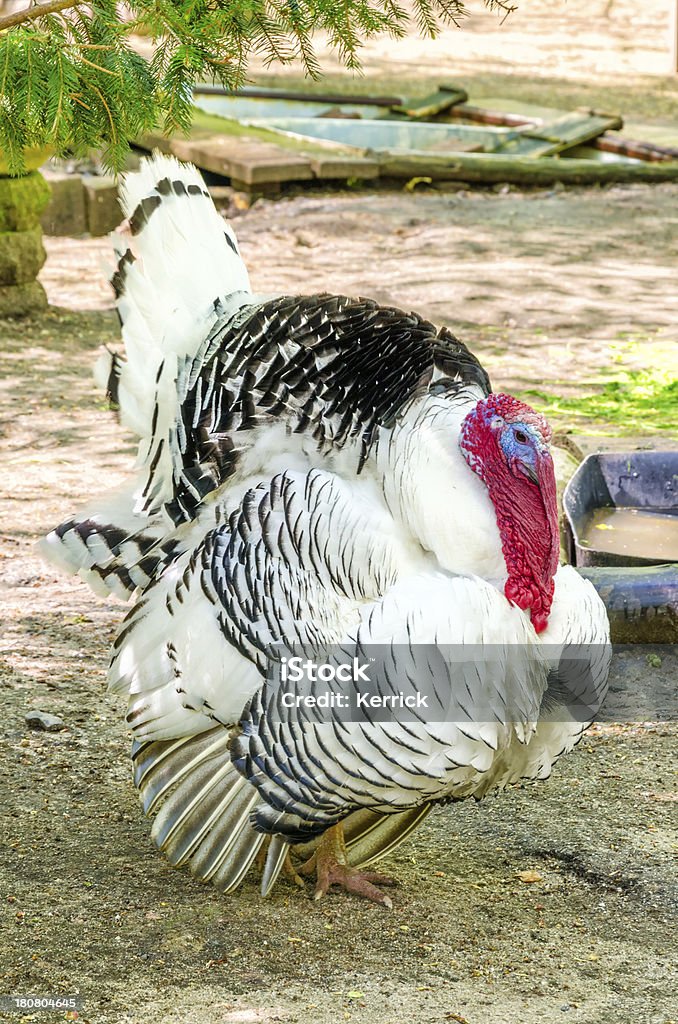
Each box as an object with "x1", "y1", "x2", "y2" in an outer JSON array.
[
  {"x1": 279, "y1": 655, "x2": 431, "y2": 710},
  {"x1": 262, "y1": 643, "x2": 676, "y2": 725},
  {"x1": 281, "y1": 655, "x2": 372, "y2": 683}
]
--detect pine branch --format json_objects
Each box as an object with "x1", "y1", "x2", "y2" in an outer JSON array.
[
  {"x1": 0, "y1": 0, "x2": 519, "y2": 175},
  {"x1": 0, "y1": 0, "x2": 84, "y2": 32}
]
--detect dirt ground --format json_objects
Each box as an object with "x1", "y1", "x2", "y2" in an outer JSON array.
[
  {"x1": 2, "y1": 3, "x2": 678, "y2": 1023},
  {"x1": 41, "y1": 182, "x2": 678, "y2": 430},
  {"x1": 252, "y1": 0, "x2": 678, "y2": 124}
]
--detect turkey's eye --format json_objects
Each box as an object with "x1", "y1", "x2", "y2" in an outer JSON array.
[{"x1": 514, "y1": 430, "x2": 529, "y2": 444}]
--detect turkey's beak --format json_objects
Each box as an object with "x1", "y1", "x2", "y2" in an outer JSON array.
[{"x1": 518, "y1": 460, "x2": 539, "y2": 485}]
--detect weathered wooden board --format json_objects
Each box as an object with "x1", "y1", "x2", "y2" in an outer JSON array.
[
  {"x1": 377, "y1": 151, "x2": 678, "y2": 185},
  {"x1": 499, "y1": 110, "x2": 624, "y2": 157},
  {"x1": 308, "y1": 155, "x2": 380, "y2": 179},
  {"x1": 138, "y1": 128, "x2": 378, "y2": 190},
  {"x1": 136, "y1": 96, "x2": 676, "y2": 191},
  {"x1": 390, "y1": 87, "x2": 468, "y2": 120},
  {"x1": 217, "y1": 139, "x2": 314, "y2": 185}
]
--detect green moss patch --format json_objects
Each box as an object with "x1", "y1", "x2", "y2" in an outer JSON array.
[
  {"x1": 0, "y1": 172, "x2": 52, "y2": 232},
  {"x1": 518, "y1": 370, "x2": 678, "y2": 436}
]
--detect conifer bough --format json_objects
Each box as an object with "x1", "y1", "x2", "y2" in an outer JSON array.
[{"x1": 0, "y1": 0, "x2": 515, "y2": 176}]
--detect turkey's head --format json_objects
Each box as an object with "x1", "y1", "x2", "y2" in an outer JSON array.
[{"x1": 459, "y1": 393, "x2": 559, "y2": 633}]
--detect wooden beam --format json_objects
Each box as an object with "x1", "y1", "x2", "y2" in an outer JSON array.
[
  {"x1": 377, "y1": 151, "x2": 678, "y2": 185},
  {"x1": 671, "y1": 0, "x2": 678, "y2": 73}
]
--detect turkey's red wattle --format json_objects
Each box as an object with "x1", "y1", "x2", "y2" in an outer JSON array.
[
  {"x1": 459, "y1": 395, "x2": 560, "y2": 633},
  {"x1": 496, "y1": 451, "x2": 559, "y2": 633}
]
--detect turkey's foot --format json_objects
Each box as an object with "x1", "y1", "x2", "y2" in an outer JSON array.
[{"x1": 301, "y1": 823, "x2": 396, "y2": 909}]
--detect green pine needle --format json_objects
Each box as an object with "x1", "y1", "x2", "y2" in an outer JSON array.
[{"x1": 0, "y1": 0, "x2": 516, "y2": 174}]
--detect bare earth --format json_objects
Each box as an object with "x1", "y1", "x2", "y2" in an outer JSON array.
[{"x1": 2, "y1": 3, "x2": 678, "y2": 1023}]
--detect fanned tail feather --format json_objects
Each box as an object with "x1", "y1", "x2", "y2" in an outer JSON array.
[
  {"x1": 41, "y1": 154, "x2": 252, "y2": 596},
  {"x1": 133, "y1": 729, "x2": 431, "y2": 897},
  {"x1": 133, "y1": 728, "x2": 270, "y2": 894},
  {"x1": 39, "y1": 482, "x2": 176, "y2": 598},
  {"x1": 112, "y1": 152, "x2": 251, "y2": 461}
]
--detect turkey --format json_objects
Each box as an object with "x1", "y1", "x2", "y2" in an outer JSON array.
[{"x1": 42, "y1": 154, "x2": 611, "y2": 907}]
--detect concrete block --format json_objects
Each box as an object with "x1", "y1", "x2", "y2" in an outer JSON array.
[
  {"x1": 83, "y1": 175, "x2": 122, "y2": 236},
  {"x1": 41, "y1": 172, "x2": 87, "y2": 236},
  {"x1": 0, "y1": 280, "x2": 47, "y2": 317},
  {"x1": 0, "y1": 172, "x2": 51, "y2": 232},
  {"x1": 0, "y1": 227, "x2": 46, "y2": 285}
]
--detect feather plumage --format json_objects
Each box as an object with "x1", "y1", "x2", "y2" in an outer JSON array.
[{"x1": 42, "y1": 154, "x2": 611, "y2": 901}]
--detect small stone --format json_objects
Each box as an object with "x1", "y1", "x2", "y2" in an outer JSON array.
[
  {"x1": 295, "y1": 231, "x2": 317, "y2": 248},
  {"x1": 516, "y1": 869, "x2": 543, "y2": 883},
  {"x1": 25, "y1": 711, "x2": 67, "y2": 732}
]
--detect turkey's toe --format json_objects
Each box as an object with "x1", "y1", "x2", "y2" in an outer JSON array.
[{"x1": 314, "y1": 862, "x2": 397, "y2": 908}]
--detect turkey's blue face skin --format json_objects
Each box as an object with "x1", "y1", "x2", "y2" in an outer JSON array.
[{"x1": 498, "y1": 421, "x2": 545, "y2": 485}]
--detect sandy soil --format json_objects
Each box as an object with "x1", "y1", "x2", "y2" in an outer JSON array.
[
  {"x1": 2, "y1": 3, "x2": 677, "y2": 1022},
  {"x1": 307, "y1": 0, "x2": 678, "y2": 83},
  {"x1": 41, "y1": 182, "x2": 678, "y2": 425},
  {"x1": 250, "y1": 0, "x2": 678, "y2": 124}
]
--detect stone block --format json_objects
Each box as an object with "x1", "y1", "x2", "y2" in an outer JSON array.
[
  {"x1": 83, "y1": 175, "x2": 122, "y2": 236},
  {"x1": 0, "y1": 227, "x2": 46, "y2": 285},
  {"x1": 0, "y1": 280, "x2": 47, "y2": 317},
  {"x1": 41, "y1": 173, "x2": 87, "y2": 236},
  {"x1": 0, "y1": 172, "x2": 51, "y2": 232}
]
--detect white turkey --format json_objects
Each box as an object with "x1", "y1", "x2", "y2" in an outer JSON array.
[{"x1": 42, "y1": 154, "x2": 611, "y2": 907}]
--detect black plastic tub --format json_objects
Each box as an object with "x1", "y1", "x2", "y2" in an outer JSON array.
[
  {"x1": 563, "y1": 451, "x2": 678, "y2": 568},
  {"x1": 579, "y1": 564, "x2": 678, "y2": 643}
]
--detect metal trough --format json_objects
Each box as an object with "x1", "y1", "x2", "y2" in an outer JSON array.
[
  {"x1": 564, "y1": 451, "x2": 678, "y2": 568},
  {"x1": 564, "y1": 451, "x2": 678, "y2": 644}
]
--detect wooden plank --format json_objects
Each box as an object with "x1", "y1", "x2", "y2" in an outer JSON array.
[
  {"x1": 503, "y1": 109, "x2": 624, "y2": 157},
  {"x1": 439, "y1": 90, "x2": 565, "y2": 123},
  {"x1": 377, "y1": 151, "x2": 678, "y2": 185},
  {"x1": 167, "y1": 138, "x2": 213, "y2": 163},
  {"x1": 308, "y1": 155, "x2": 380, "y2": 179},
  {"x1": 138, "y1": 128, "x2": 379, "y2": 187},
  {"x1": 447, "y1": 104, "x2": 534, "y2": 127},
  {"x1": 190, "y1": 137, "x2": 314, "y2": 185},
  {"x1": 390, "y1": 87, "x2": 468, "y2": 120},
  {"x1": 138, "y1": 132, "x2": 314, "y2": 185},
  {"x1": 194, "y1": 85, "x2": 403, "y2": 107},
  {"x1": 592, "y1": 134, "x2": 678, "y2": 162}
]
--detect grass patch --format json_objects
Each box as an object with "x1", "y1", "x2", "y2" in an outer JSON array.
[{"x1": 518, "y1": 370, "x2": 678, "y2": 435}]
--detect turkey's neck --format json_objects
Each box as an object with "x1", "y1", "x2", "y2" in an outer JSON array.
[
  {"x1": 377, "y1": 398, "x2": 507, "y2": 580},
  {"x1": 481, "y1": 449, "x2": 560, "y2": 633}
]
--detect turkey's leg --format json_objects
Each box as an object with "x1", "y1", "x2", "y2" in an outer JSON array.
[{"x1": 300, "y1": 823, "x2": 397, "y2": 909}]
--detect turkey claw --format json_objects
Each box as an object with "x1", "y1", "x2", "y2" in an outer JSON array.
[{"x1": 314, "y1": 863, "x2": 396, "y2": 908}]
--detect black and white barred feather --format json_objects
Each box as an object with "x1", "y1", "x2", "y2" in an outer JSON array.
[{"x1": 160, "y1": 291, "x2": 490, "y2": 526}]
